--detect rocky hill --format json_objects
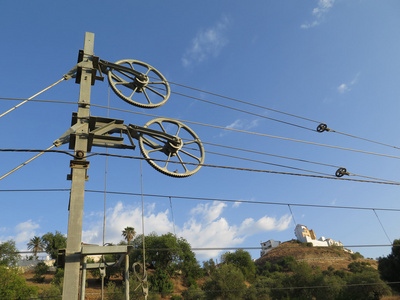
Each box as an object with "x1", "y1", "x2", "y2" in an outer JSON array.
[{"x1": 255, "y1": 240, "x2": 378, "y2": 272}]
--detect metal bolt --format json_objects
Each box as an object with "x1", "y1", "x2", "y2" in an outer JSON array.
[{"x1": 76, "y1": 150, "x2": 85, "y2": 158}]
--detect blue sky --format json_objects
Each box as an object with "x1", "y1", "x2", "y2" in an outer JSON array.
[{"x1": 1, "y1": 0, "x2": 400, "y2": 263}]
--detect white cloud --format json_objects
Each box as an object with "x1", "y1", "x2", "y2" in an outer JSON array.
[
  {"x1": 337, "y1": 72, "x2": 360, "y2": 94},
  {"x1": 301, "y1": 0, "x2": 335, "y2": 29},
  {"x1": 337, "y1": 83, "x2": 349, "y2": 94},
  {"x1": 238, "y1": 215, "x2": 292, "y2": 236},
  {"x1": 182, "y1": 15, "x2": 231, "y2": 67},
  {"x1": 14, "y1": 220, "x2": 40, "y2": 248},
  {"x1": 82, "y1": 202, "x2": 174, "y2": 245},
  {"x1": 190, "y1": 201, "x2": 227, "y2": 224},
  {"x1": 232, "y1": 201, "x2": 241, "y2": 208},
  {"x1": 219, "y1": 118, "x2": 260, "y2": 137},
  {"x1": 82, "y1": 201, "x2": 291, "y2": 261}
]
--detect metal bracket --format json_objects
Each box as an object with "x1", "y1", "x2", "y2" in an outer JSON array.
[
  {"x1": 53, "y1": 122, "x2": 87, "y2": 148},
  {"x1": 74, "y1": 50, "x2": 104, "y2": 85},
  {"x1": 67, "y1": 160, "x2": 90, "y2": 181}
]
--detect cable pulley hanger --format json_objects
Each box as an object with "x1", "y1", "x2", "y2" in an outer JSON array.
[{"x1": 58, "y1": 52, "x2": 205, "y2": 178}]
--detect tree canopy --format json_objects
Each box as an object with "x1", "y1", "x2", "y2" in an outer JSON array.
[
  {"x1": 378, "y1": 239, "x2": 400, "y2": 292},
  {"x1": 42, "y1": 231, "x2": 67, "y2": 260},
  {"x1": 0, "y1": 266, "x2": 38, "y2": 299},
  {"x1": 0, "y1": 240, "x2": 20, "y2": 267},
  {"x1": 121, "y1": 226, "x2": 136, "y2": 244},
  {"x1": 131, "y1": 232, "x2": 203, "y2": 280},
  {"x1": 27, "y1": 236, "x2": 45, "y2": 258},
  {"x1": 221, "y1": 249, "x2": 256, "y2": 281}
]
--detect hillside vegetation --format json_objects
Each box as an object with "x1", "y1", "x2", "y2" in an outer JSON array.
[
  {"x1": 255, "y1": 240, "x2": 378, "y2": 272},
  {"x1": 3, "y1": 236, "x2": 400, "y2": 299}
]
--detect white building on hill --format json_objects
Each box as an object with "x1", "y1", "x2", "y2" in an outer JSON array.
[
  {"x1": 260, "y1": 239, "x2": 281, "y2": 257},
  {"x1": 295, "y1": 224, "x2": 343, "y2": 247}
]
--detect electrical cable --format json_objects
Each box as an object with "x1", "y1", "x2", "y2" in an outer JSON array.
[
  {"x1": 373, "y1": 209, "x2": 393, "y2": 246},
  {"x1": 205, "y1": 149, "x2": 337, "y2": 177},
  {"x1": 88, "y1": 153, "x2": 400, "y2": 185},
  {"x1": 202, "y1": 141, "x2": 398, "y2": 183},
  {"x1": 172, "y1": 90, "x2": 315, "y2": 131},
  {"x1": 0, "y1": 145, "x2": 56, "y2": 180},
  {"x1": 89, "y1": 103, "x2": 400, "y2": 161},
  {"x1": 202, "y1": 140, "x2": 341, "y2": 169},
  {"x1": 288, "y1": 205, "x2": 297, "y2": 226},
  {"x1": 2, "y1": 95, "x2": 395, "y2": 161},
  {"x1": 165, "y1": 79, "x2": 322, "y2": 124},
  {"x1": 11, "y1": 242, "x2": 399, "y2": 256},
  {"x1": 165, "y1": 79, "x2": 400, "y2": 150},
  {"x1": 169, "y1": 197, "x2": 177, "y2": 236},
  {"x1": 2, "y1": 188, "x2": 400, "y2": 212},
  {"x1": 0, "y1": 78, "x2": 65, "y2": 119},
  {"x1": 2, "y1": 81, "x2": 400, "y2": 151},
  {"x1": 329, "y1": 128, "x2": 400, "y2": 150},
  {"x1": 0, "y1": 97, "x2": 77, "y2": 105},
  {"x1": 1, "y1": 148, "x2": 398, "y2": 185},
  {"x1": 82, "y1": 189, "x2": 400, "y2": 212}
]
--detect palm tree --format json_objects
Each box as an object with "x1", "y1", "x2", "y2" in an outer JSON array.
[
  {"x1": 27, "y1": 236, "x2": 45, "y2": 259},
  {"x1": 121, "y1": 227, "x2": 136, "y2": 244}
]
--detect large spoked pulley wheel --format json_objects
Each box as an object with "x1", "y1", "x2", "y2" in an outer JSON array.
[
  {"x1": 108, "y1": 59, "x2": 170, "y2": 108},
  {"x1": 138, "y1": 118, "x2": 205, "y2": 177}
]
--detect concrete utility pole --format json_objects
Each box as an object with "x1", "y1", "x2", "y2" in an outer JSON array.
[{"x1": 62, "y1": 32, "x2": 94, "y2": 300}]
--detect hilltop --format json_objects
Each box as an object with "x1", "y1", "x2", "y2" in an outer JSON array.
[{"x1": 255, "y1": 240, "x2": 378, "y2": 272}]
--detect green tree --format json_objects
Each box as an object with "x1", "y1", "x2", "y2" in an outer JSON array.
[
  {"x1": 378, "y1": 239, "x2": 400, "y2": 292},
  {"x1": 131, "y1": 232, "x2": 202, "y2": 281},
  {"x1": 221, "y1": 249, "x2": 256, "y2": 282},
  {"x1": 0, "y1": 240, "x2": 20, "y2": 267},
  {"x1": 42, "y1": 231, "x2": 67, "y2": 260},
  {"x1": 121, "y1": 226, "x2": 136, "y2": 244},
  {"x1": 0, "y1": 265, "x2": 38, "y2": 299},
  {"x1": 203, "y1": 258, "x2": 216, "y2": 276},
  {"x1": 202, "y1": 264, "x2": 247, "y2": 300},
  {"x1": 341, "y1": 270, "x2": 391, "y2": 300},
  {"x1": 27, "y1": 236, "x2": 45, "y2": 259}
]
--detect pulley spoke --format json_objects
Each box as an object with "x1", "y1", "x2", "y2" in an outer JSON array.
[
  {"x1": 143, "y1": 90, "x2": 152, "y2": 105},
  {"x1": 176, "y1": 153, "x2": 189, "y2": 172},
  {"x1": 180, "y1": 149, "x2": 202, "y2": 162},
  {"x1": 146, "y1": 86, "x2": 165, "y2": 98}
]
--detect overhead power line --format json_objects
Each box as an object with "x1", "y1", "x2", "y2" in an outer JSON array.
[
  {"x1": 0, "y1": 78, "x2": 65, "y2": 119},
  {"x1": 2, "y1": 96, "x2": 400, "y2": 159},
  {"x1": 89, "y1": 103, "x2": 400, "y2": 161},
  {"x1": 1, "y1": 188, "x2": 400, "y2": 212},
  {"x1": 166, "y1": 80, "x2": 322, "y2": 124},
  {"x1": 172, "y1": 90, "x2": 315, "y2": 131},
  {"x1": 1, "y1": 148, "x2": 398, "y2": 185},
  {"x1": 166, "y1": 79, "x2": 400, "y2": 150}
]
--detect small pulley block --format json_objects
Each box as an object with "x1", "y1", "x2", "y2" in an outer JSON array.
[
  {"x1": 335, "y1": 167, "x2": 349, "y2": 177},
  {"x1": 317, "y1": 123, "x2": 329, "y2": 133}
]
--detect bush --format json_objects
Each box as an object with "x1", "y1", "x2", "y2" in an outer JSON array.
[
  {"x1": 149, "y1": 269, "x2": 174, "y2": 297},
  {"x1": 351, "y1": 252, "x2": 364, "y2": 260},
  {"x1": 0, "y1": 266, "x2": 38, "y2": 299},
  {"x1": 33, "y1": 261, "x2": 49, "y2": 283},
  {"x1": 52, "y1": 268, "x2": 64, "y2": 286},
  {"x1": 182, "y1": 286, "x2": 205, "y2": 300},
  {"x1": 39, "y1": 285, "x2": 62, "y2": 300}
]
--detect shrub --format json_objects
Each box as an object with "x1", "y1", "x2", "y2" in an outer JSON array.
[
  {"x1": 33, "y1": 261, "x2": 49, "y2": 283},
  {"x1": 351, "y1": 252, "x2": 364, "y2": 260}
]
